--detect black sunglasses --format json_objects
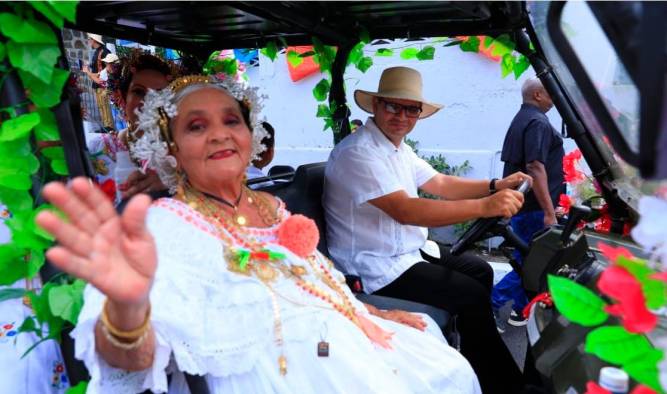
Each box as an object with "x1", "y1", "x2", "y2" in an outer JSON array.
[{"x1": 379, "y1": 99, "x2": 422, "y2": 118}]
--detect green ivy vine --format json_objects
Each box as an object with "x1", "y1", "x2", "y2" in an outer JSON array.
[
  {"x1": 0, "y1": 0, "x2": 84, "y2": 363},
  {"x1": 260, "y1": 32, "x2": 533, "y2": 141}
]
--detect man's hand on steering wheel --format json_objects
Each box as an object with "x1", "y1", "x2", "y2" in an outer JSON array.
[
  {"x1": 496, "y1": 171, "x2": 533, "y2": 191},
  {"x1": 481, "y1": 189, "x2": 524, "y2": 218}
]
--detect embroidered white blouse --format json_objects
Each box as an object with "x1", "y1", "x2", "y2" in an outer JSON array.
[
  {"x1": 323, "y1": 118, "x2": 438, "y2": 293},
  {"x1": 72, "y1": 198, "x2": 479, "y2": 393}
]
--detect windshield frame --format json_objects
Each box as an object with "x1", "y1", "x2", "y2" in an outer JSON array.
[{"x1": 545, "y1": 2, "x2": 640, "y2": 168}]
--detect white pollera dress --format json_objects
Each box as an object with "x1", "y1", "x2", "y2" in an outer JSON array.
[{"x1": 72, "y1": 198, "x2": 481, "y2": 394}]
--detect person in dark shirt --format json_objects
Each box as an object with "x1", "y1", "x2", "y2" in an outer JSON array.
[{"x1": 492, "y1": 77, "x2": 565, "y2": 329}]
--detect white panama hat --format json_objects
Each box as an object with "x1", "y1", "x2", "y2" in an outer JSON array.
[
  {"x1": 86, "y1": 33, "x2": 104, "y2": 45},
  {"x1": 354, "y1": 66, "x2": 444, "y2": 119},
  {"x1": 101, "y1": 53, "x2": 119, "y2": 63}
]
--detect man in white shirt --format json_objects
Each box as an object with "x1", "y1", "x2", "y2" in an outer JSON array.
[{"x1": 324, "y1": 66, "x2": 531, "y2": 394}]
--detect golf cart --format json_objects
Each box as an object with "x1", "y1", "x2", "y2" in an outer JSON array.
[{"x1": 2, "y1": 1, "x2": 665, "y2": 393}]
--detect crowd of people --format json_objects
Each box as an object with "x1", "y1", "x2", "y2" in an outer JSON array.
[{"x1": 4, "y1": 29, "x2": 567, "y2": 394}]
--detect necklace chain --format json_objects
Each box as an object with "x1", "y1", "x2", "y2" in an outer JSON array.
[{"x1": 176, "y1": 186, "x2": 360, "y2": 375}]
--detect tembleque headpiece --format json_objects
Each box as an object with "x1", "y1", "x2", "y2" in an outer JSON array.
[{"x1": 130, "y1": 74, "x2": 269, "y2": 193}]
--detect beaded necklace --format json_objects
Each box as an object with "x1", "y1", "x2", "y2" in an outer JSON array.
[{"x1": 178, "y1": 185, "x2": 362, "y2": 374}]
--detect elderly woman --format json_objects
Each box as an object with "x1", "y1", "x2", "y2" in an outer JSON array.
[{"x1": 36, "y1": 75, "x2": 480, "y2": 393}]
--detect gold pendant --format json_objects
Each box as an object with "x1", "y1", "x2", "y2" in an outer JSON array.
[
  {"x1": 255, "y1": 263, "x2": 278, "y2": 282},
  {"x1": 289, "y1": 265, "x2": 307, "y2": 277},
  {"x1": 235, "y1": 213, "x2": 247, "y2": 226},
  {"x1": 278, "y1": 354, "x2": 287, "y2": 375}
]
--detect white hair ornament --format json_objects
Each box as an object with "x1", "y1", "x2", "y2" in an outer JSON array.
[{"x1": 129, "y1": 74, "x2": 269, "y2": 193}]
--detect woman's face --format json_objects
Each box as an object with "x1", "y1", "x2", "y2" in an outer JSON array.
[
  {"x1": 124, "y1": 69, "x2": 170, "y2": 126},
  {"x1": 171, "y1": 87, "x2": 252, "y2": 190}
]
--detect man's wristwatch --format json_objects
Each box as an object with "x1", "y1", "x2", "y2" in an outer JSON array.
[{"x1": 489, "y1": 178, "x2": 498, "y2": 194}]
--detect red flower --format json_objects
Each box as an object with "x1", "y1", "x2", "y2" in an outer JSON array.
[
  {"x1": 563, "y1": 149, "x2": 586, "y2": 184},
  {"x1": 559, "y1": 194, "x2": 572, "y2": 213},
  {"x1": 597, "y1": 265, "x2": 657, "y2": 333},
  {"x1": 597, "y1": 242, "x2": 634, "y2": 263},
  {"x1": 3, "y1": 324, "x2": 13, "y2": 330},
  {"x1": 585, "y1": 382, "x2": 611, "y2": 394},
  {"x1": 99, "y1": 179, "x2": 116, "y2": 202},
  {"x1": 631, "y1": 386, "x2": 658, "y2": 394}
]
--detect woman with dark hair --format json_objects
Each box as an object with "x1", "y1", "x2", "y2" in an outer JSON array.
[{"x1": 86, "y1": 54, "x2": 174, "y2": 203}]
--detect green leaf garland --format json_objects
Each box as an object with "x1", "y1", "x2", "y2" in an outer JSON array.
[{"x1": 548, "y1": 275, "x2": 609, "y2": 326}]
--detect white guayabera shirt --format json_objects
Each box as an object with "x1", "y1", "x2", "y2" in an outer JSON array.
[{"x1": 323, "y1": 118, "x2": 438, "y2": 294}]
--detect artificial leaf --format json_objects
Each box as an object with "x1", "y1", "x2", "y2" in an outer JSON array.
[
  {"x1": 623, "y1": 350, "x2": 663, "y2": 392},
  {"x1": 501, "y1": 53, "x2": 515, "y2": 78},
  {"x1": 0, "y1": 153, "x2": 40, "y2": 175},
  {"x1": 483, "y1": 36, "x2": 494, "y2": 47},
  {"x1": 417, "y1": 46, "x2": 435, "y2": 61},
  {"x1": 26, "y1": 250, "x2": 45, "y2": 279},
  {"x1": 50, "y1": 158, "x2": 69, "y2": 175},
  {"x1": 355, "y1": 56, "x2": 373, "y2": 73},
  {"x1": 286, "y1": 50, "x2": 303, "y2": 68},
  {"x1": 359, "y1": 27, "x2": 370, "y2": 44},
  {"x1": 597, "y1": 265, "x2": 657, "y2": 333},
  {"x1": 400, "y1": 48, "x2": 419, "y2": 60},
  {"x1": 0, "y1": 13, "x2": 57, "y2": 44},
  {"x1": 7, "y1": 41, "x2": 60, "y2": 83},
  {"x1": 0, "y1": 187, "x2": 33, "y2": 212},
  {"x1": 0, "y1": 137, "x2": 31, "y2": 157},
  {"x1": 513, "y1": 54, "x2": 531, "y2": 79},
  {"x1": 459, "y1": 36, "x2": 480, "y2": 52},
  {"x1": 0, "y1": 42, "x2": 5, "y2": 62},
  {"x1": 47, "y1": 1, "x2": 78, "y2": 23},
  {"x1": 0, "y1": 287, "x2": 26, "y2": 302},
  {"x1": 0, "y1": 244, "x2": 28, "y2": 286},
  {"x1": 490, "y1": 34, "x2": 516, "y2": 57},
  {"x1": 34, "y1": 108, "x2": 60, "y2": 141},
  {"x1": 312, "y1": 78, "x2": 330, "y2": 102},
  {"x1": 40, "y1": 146, "x2": 65, "y2": 160},
  {"x1": 48, "y1": 279, "x2": 86, "y2": 324},
  {"x1": 28, "y1": 285, "x2": 51, "y2": 324},
  {"x1": 616, "y1": 256, "x2": 667, "y2": 309},
  {"x1": 18, "y1": 316, "x2": 39, "y2": 335},
  {"x1": 5, "y1": 211, "x2": 52, "y2": 251},
  {"x1": 260, "y1": 41, "x2": 278, "y2": 62},
  {"x1": 28, "y1": 2, "x2": 64, "y2": 28},
  {"x1": 585, "y1": 326, "x2": 654, "y2": 365},
  {"x1": 0, "y1": 112, "x2": 40, "y2": 142},
  {"x1": 347, "y1": 42, "x2": 364, "y2": 66},
  {"x1": 19, "y1": 68, "x2": 70, "y2": 108},
  {"x1": 0, "y1": 170, "x2": 32, "y2": 190},
  {"x1": 66, "y1": 381, "x2": 89, "y2": 394},
  {"x1": 548, "y1": 275, "x2": 608, "y2": 326},
  {"x1": 316, "y1": 104, "x2": 331, "y2": 118},
  {"x1": 322, "y1": 117, "x2": 334, "y2": 132},
  {"x1": 374, "y1": 48, "x2": 394, "y2": 57}
]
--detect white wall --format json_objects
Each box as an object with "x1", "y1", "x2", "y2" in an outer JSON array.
[{"x1": 247, "y1": 39, "x2": 576, "y2": 181}]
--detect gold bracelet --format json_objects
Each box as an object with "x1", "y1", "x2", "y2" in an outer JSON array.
[
  {"x1": 100, "y1": 321, "x2": 151, "y2": 350},
  {"x1": 100, "y1": 299, "x2": 151, "y2": 340}
]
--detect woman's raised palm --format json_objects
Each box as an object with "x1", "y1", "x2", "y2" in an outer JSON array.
[{"x1": 36, "y1": 177, "x2": 157, "y2": 305}]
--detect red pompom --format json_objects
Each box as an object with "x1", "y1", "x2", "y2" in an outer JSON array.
[{"x1": 277, "y1": 214, "x2": 320, "y2": 258}]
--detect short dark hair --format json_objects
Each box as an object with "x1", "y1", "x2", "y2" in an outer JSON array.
[{"x1": 119, "y1": 54, "x2": 172, "y2": 100}]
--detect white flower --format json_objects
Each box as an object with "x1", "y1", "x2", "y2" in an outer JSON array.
[{"x1": 631, "y1": 196, "x2": 667, "y2": 267}]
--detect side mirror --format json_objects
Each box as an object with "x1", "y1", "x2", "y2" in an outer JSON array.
[{"x1": 560, "y1": 205, "x2": 592, "y2": 245}]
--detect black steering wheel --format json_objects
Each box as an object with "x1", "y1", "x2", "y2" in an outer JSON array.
[{"x1": 450, "y1": 179, "x2": 531, "y2": 256}]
